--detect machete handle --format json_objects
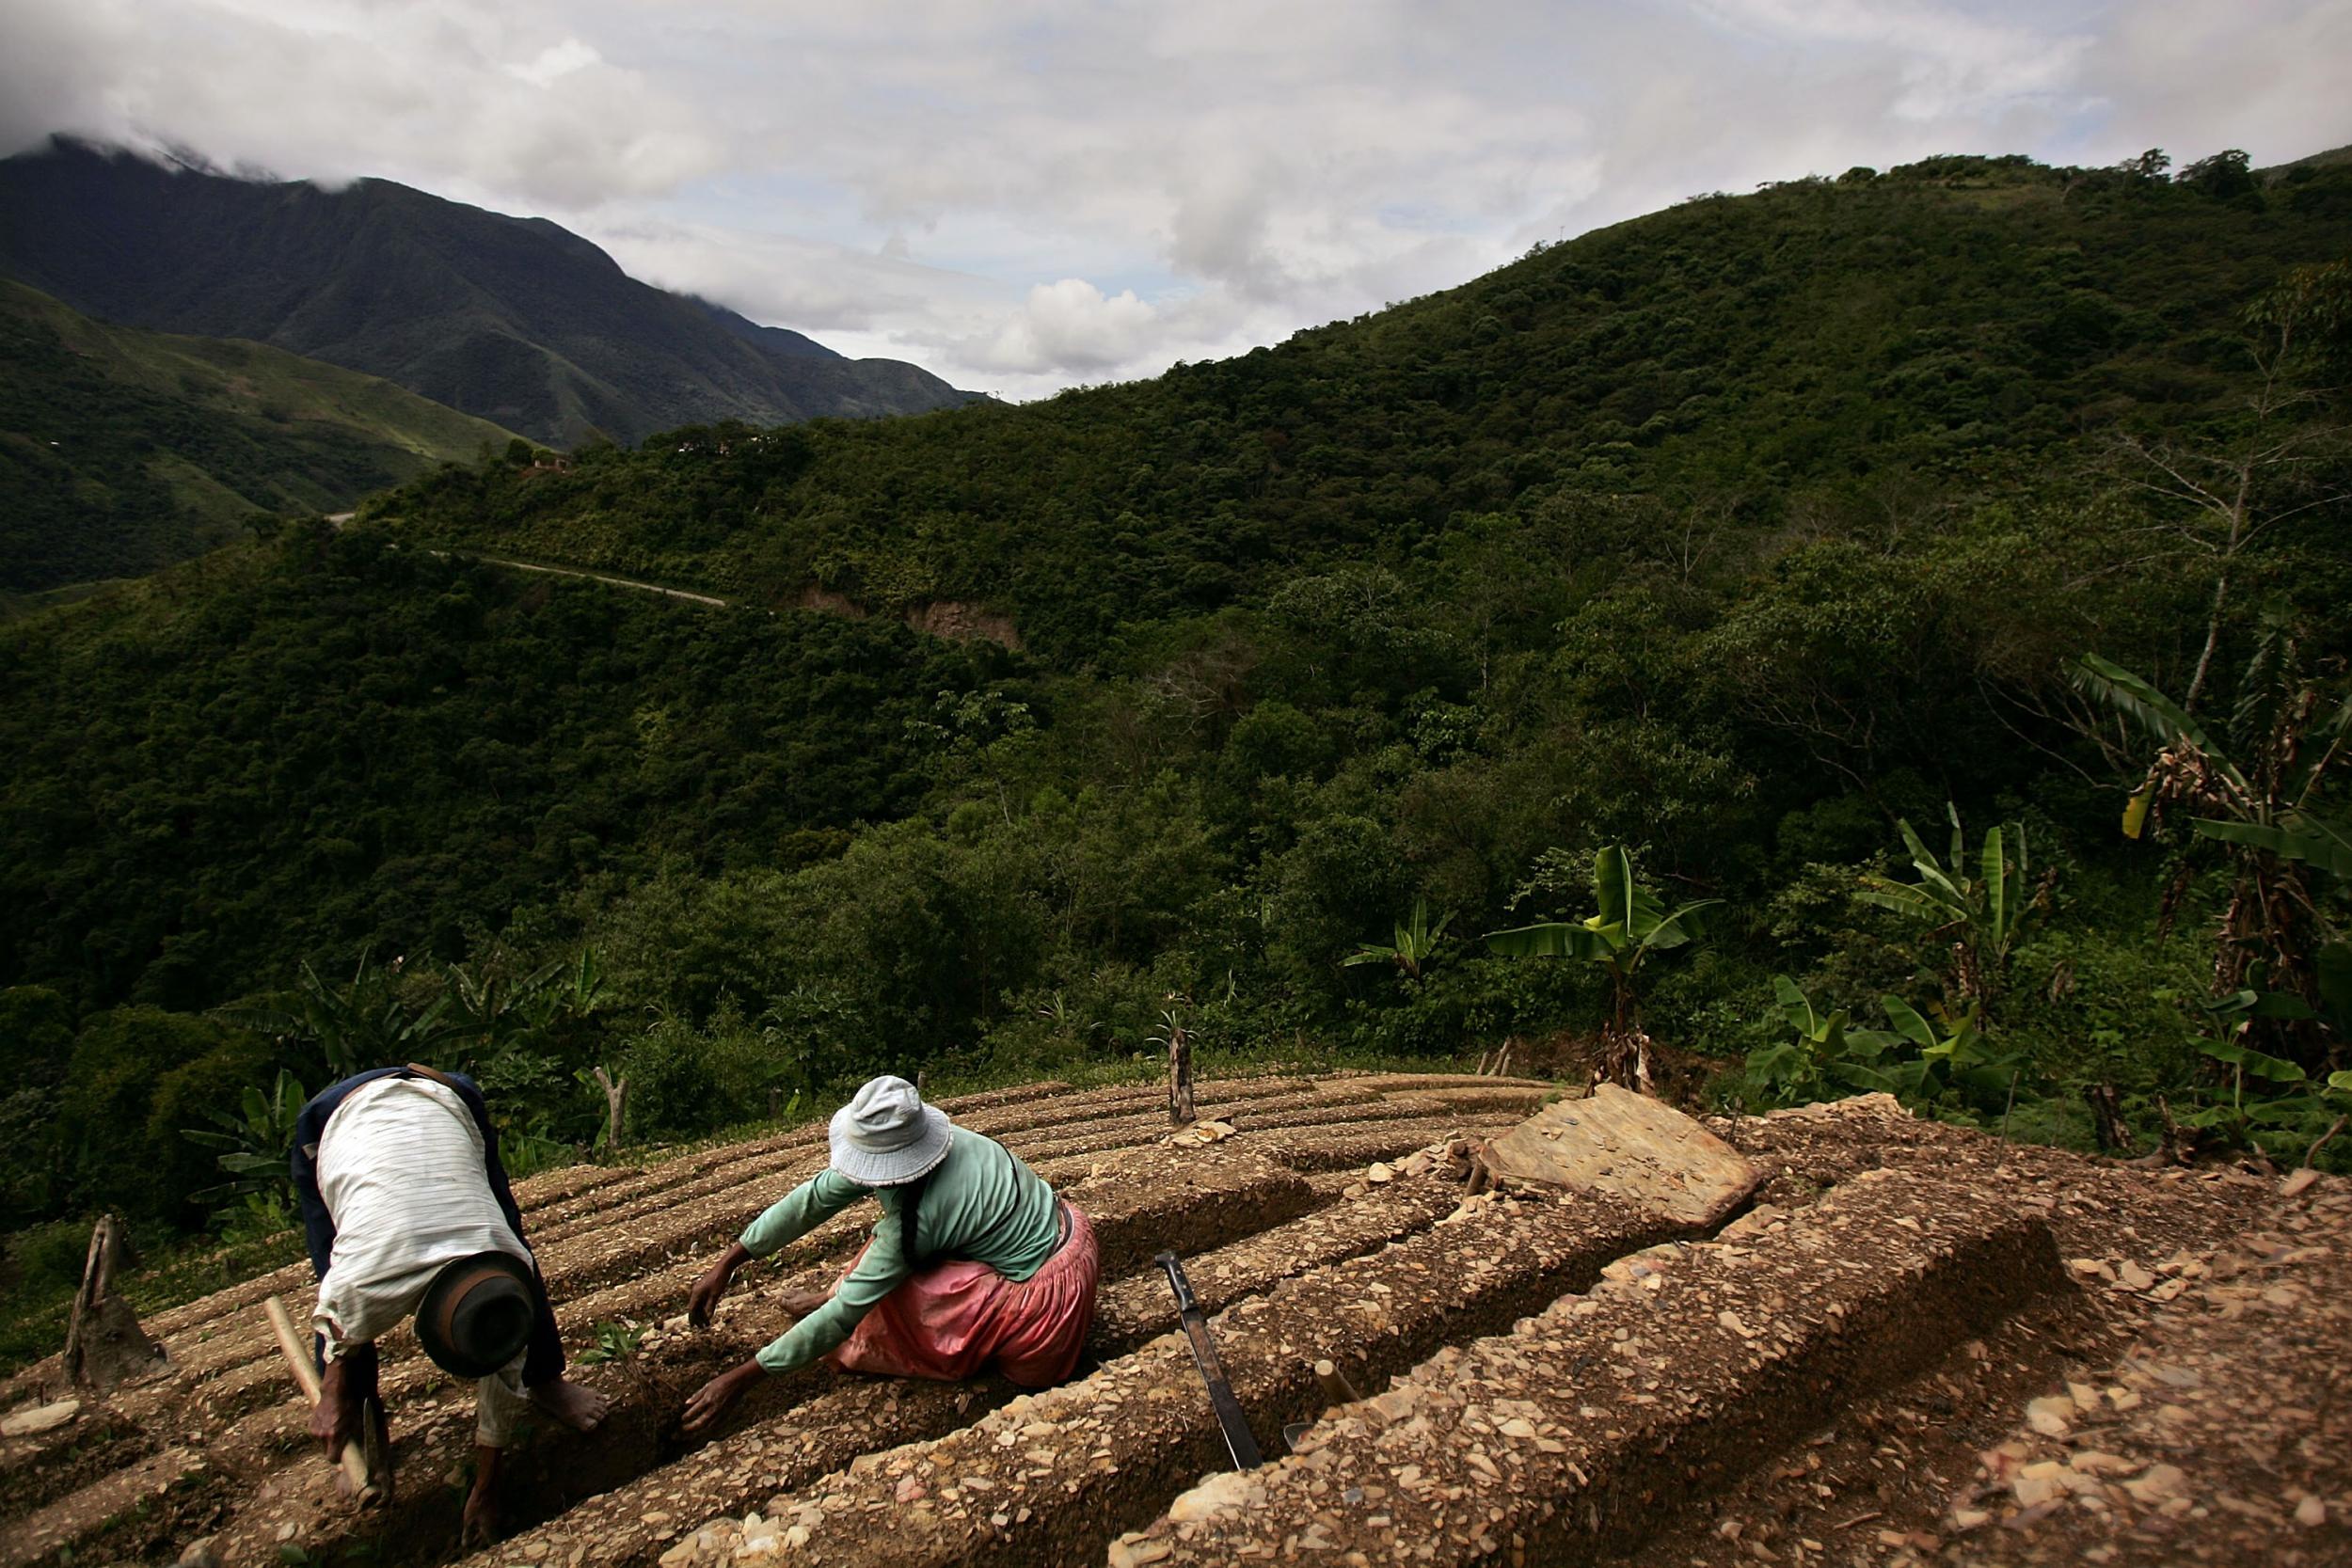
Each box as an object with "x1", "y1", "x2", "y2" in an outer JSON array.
[{"x1": 1155, "y1": 1250, "x2": 1199, "y2": 1315}]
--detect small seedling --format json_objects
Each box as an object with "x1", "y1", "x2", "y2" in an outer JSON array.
[{"x1": 579, "y1": 1319, "x2": 645, "y2": 1366}]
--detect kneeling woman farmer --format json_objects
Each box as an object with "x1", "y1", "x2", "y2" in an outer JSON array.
[{"x1": 681, "y1": 1076, "x2": 1100, "y2": 1431}]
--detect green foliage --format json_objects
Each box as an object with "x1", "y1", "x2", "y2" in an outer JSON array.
[
  {"x1": 0, "y1": 529, "x2": 1009, "y2": 1019},
  {"x1": 577, "y1": 1319, "x2": 645, "y2": 1366},
  {"x1": 1856, "y1": 805, "x2": 2042, "y2": 1006},
  {"x1": 2171, "y1": 953, "x2": 2352, "y2": 1160},
  {"x1": 1343, "y1": 898, "x2": 1454, "y2": 981},
  {"x1": 7, "y1": 147, "x2": 2352, "y2": 1253},
  {"x1": 0, "y1": 278, "x2": 516, "y2": 594},
  {"x1": 1486, "y1": 847, "x2": 1717, "y2": 1007},
  {"x1": 225, "y1": 951, "x2": 456, "y2": 1081},
  {"x1": 1743, "y1": 974, "x2": 1900, "y2": 1103},
  {"x1": 2075, "y1": 645, "x2": 2350, "y2": 1051},
  {"x1": 57, "y1": 1006, "x2": 272, "y2": 1227},
  {"x1": 1746, "y1": 976, "x2": 2023, "y2": 1116},
  {"x1": 181, "y1": 1068, "x2": 308, "y2": 1236},
  {"x1": 1486, "y1": 846, "x2": 1719, "y2": 1085}
]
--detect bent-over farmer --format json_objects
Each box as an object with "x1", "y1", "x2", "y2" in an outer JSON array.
[
  {"x1": 680, "y1": 1075, "x2": 1100, "y2": 1432},
  {"x1": 293, "y1": 1064, "x2": 610, "y2": 1541}
]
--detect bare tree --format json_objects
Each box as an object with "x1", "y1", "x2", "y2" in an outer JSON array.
[{"x1": 2111, "y1": 261, "x2": 2351, "y2": 714}]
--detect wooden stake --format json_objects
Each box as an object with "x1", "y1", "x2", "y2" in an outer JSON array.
[
  {"x1": 1312, "y1": 1358, "x2": 1364, "y2": 1406},
  {"x1": 264, "y1": 1296, "x2": 377, "y2": 1502}
]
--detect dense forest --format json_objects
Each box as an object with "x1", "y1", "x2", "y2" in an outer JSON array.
[
  {"x1": 3, "y1": 150, "x2": 2348, "y2": 1343},
  {"x1": 0, "y1": 278, "x2": 516, "y2": 596}
]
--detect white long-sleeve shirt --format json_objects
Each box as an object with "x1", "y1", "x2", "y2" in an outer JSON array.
[{"x1": 310, "y1": 1076, "x2": 532, "y2": 1446}]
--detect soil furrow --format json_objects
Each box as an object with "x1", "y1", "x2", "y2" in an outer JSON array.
[
  {"x1": 434, "y1": 1167, "x2": 1472, "y2": 1568},
  {"x1": 671, "y1": 1181, "x2": 1687, "y2": 1568},
  {"x1": 1132, "y1": 1168, "x2": 2067, "y2": 1564},
  {"x1": 172, "y1": 1144, "x2": 1322, "y2": 1567}
]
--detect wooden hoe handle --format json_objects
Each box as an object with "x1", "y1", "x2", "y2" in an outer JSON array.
[{"x1": 264, "y1": 1294, "x2": 377, "y2": 1500}]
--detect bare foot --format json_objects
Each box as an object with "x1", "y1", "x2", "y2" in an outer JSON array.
[
  {"x1": 527, "y1": 1378, "x2": 612, "y2": 1433},
  {"x1": 776, "y1": 1289, "x2": 832, "y2": 1318}
]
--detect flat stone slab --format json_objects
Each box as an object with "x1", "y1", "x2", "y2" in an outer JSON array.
[{"x1": 1480, "y1": 1083, "x2": 1759, "y2": 1227}]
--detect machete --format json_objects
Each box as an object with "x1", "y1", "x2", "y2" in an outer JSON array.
[{"x1": 1155, "y1": 1250, "x2": 1264, "y2": 1469}]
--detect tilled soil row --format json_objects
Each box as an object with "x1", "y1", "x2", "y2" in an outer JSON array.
[
  {"x1": 164, "y1": 1145, "x2": 1328, "y2": 1568},
  {"x1": 1639, "y1": 1166, "x2": 2352, "y2": 1568},
  {"x1": 445, "y1": 1164, "x2": 1481, "y2": 1568},
  {"x1": 527, "y1": 1081, "x2": 1208, "y2": 1248},
  {"x1": 1128, "y1": 1167, "x2": 2067, "y2": 1565},
  {"x1": 136, "y1": 1085, "x2": 1083, "y2": 1348},
  {"x1": 1009, "y1": 1093, "x2": 1433, "y2": 1167},
  {"x1": 523, "y1": 1079, "x2": 1386, "y2": 1267},
  {"x1": 1256, "y1": 1114, "x2": 1533, "y2": 1172},
  {"x1": 1719, "y1": 1095, "x2": 2285, "y2": 1275},
  {"x1": 1, "y1": 1443, "x2": 214, "y2": 1568},
  {"x1": 121, "y1": 1097, "x2": 1448, "y2": 1438},
  {"x1": 0, "y1": 1077, "x2": 1544, "y2": 1565},
  {"x1": 519, "y1": 1082, "x2": 1080, "y2": 1229},
  {"x1": 669, "y1": 1181, "x2": 1690, "y2": 1568}
]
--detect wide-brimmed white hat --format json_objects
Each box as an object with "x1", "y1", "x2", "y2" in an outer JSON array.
[{"x1": 828, "y1": 1075, "x2": 953, "y2": 1187}]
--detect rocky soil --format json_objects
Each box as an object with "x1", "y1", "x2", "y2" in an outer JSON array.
[{"x1": 5, "y1": 1079, "x2": 2343, "y2": 1568}]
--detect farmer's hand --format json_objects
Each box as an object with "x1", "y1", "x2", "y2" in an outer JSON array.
[
  {"x1": 309, "y1": 1356, "x2": 362, "y2": 1462},
  {"x1": 462, "y1": 1448, "x2": 503, "y2": 1546},
  {"x1": 680, "y1": 1359, "x2": 765, "y2": 1434},
  {"x1": 687, "y1": 1243, "x2": 751, "y2": 1328}
]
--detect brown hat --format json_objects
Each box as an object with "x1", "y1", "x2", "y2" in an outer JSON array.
[{"x1": 415, "y1": 1252, "x2": 535, "y2": 1379}]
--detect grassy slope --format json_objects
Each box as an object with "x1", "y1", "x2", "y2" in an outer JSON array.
[{"x1": 0, "y1": 278, "x2": 518, "y2": 593}]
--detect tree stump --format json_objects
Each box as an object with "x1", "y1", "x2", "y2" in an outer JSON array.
[
  {"x1": 1167, "y1": 1016, "x2": 1197, "y2": 1128},
  {"x1": 593, "y1": 1066, "x2": 628, "y2": 1154},
  {"x1": 2084, "y1": 1083, "x2": 2135, "y2": 1153},
  {"x1": 63, "y1": 1215, "x2": 167, "y2": 1389}
]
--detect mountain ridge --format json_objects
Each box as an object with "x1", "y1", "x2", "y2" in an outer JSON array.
[
  {"x1": 0, "y1": 137, "x2": 976, "y2": 447},
  {"x1": 0, "y1": 277, "x2": 519, "y2": 594}
]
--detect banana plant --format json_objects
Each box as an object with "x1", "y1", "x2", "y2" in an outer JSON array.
[
  {"x1": 2074, "y1": 647, "x2": 2350, "y2": 1053},
  {"x1": 2176, "y1": 953, "x2": 2352, "y2": 1159},
  {"x1": 183, "y1": 1068, "x2": 309, "y2": 1228},
  {"x1": 1744, "y1": 975, "x2": 1900, "y2": 1103},
  {"x1": 219, "y1": 949, "x2": 455, "y2": 1079},
  {"x1": 1486, "y1": 845, "x2": 1718, "y2": 1091},
  {"x1": 1343, "y1": 898, "x2": 1454, "y2": 981},
  {"x1": 1855, "y1": 803, "x2": 2037, "y2": 1006},
  {"x1": 2078, "y1": 651, "x2": 2352, "y2": 876}
]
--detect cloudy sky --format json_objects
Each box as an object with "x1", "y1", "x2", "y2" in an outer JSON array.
[{"x1": 4, "y1": 0, "x2": 2346, "y2": 399}]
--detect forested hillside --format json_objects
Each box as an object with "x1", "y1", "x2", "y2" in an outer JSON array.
[
  {"x1": 0, "y1": 280, "x2": 520, "y2": 595},
  {"x1": 3, "y1": 150, "x2": 2348, "y2": 1269},
  {"x1": 0, "y1": 138, "x2": 976, "y2": 448}
]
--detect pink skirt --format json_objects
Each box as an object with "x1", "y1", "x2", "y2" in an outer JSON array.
[{"x1": 825, "y1": 1201, "x2": 1100, "y2": 1387}]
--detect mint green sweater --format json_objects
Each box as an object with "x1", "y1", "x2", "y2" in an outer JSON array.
[{"x1": 739, "y1": 1128, "x2": 1062, "y2": 1375}]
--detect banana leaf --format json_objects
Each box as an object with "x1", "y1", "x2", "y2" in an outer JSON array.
[
  {"x1": 1486, "y1": 920, "x2": 1616, "y2": 960},
  {"x1": 2191, "y1": 816, "x2": 2352, "y2": 879}
]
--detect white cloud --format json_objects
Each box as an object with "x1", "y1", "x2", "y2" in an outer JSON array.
[
  {"x1": 961, "y1": 278, "x2": 1161, "y2": 375},
  {"x1": 3, "y1": 0, "x2": 2346, "y2": 399},
  {"x1": 509, "y1": 38, "x2": 601, "y2": 88}
]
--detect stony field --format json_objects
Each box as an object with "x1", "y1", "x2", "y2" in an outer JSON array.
[{"x1": 1, "y1": 1073, "x2": 2344, "y2": 1568}]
